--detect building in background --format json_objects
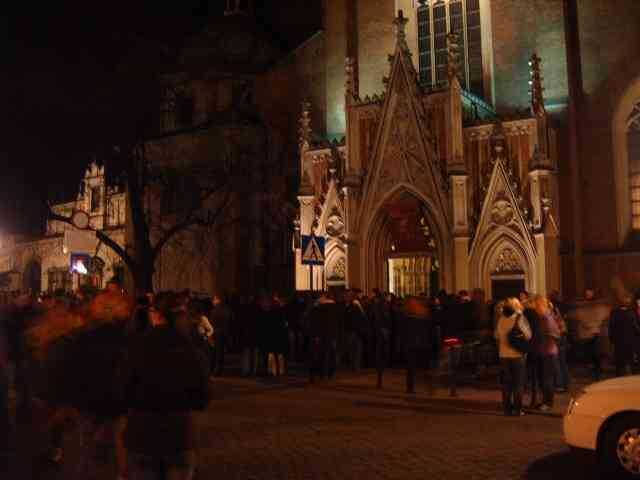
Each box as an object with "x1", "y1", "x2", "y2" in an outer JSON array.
[{"x1": 0, "y1": 161, "x2": 126, "y2": 296}]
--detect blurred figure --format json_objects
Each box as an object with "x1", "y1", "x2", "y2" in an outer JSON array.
[
  {"x1": 371, "y1": 290, "x2": 392, "y2": 389},
  {"x1": 120, "y1": 309, "x2": 210, "y2": 480},
  {"x1": 401, "y1": 296, "x2": 431, "y2": 394},
  {"x1": 210, "y1": 294, "x2": 232, "y2": 376},
  {"x1": 239, "y1": 297, "x2": 259, "y2": 376},
  {"x1": 344, "y1": 291, "x2": 367, "y2": 371},
  {"x1": 495, "y1": 298, "x2": 531, "y2": 416},
  {"x1": 266, "y1": 294, "x2": 288, "y2": 377},
  {"x1": 574, "y1": 288, "x2": 609, "y2": 381},
  {"x1": 0, "y1": 305, "x2": 10, "y2": 453},
  {"x1": 7, "y1": 293, "x2": 38, "y2": 422},
  {"x1": 609, "y1": 293, "x2": 640, "y2": 377},
  {"x1": 549, "y1": 293, "x2": 570, "y2": 393},
  {"x1": 129, "y1": 297, "x2": 152, "y2": 336},
  {"x1": 307, "y1": 292, "x2": 338, "y2": 383},
  {"x1": 533, "y1": 296, "x2": 560, "y2": 412}
]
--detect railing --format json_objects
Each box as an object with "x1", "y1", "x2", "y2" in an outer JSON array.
[{"x1": 461, "y1": 89, "x2": 498, "y2": 125}]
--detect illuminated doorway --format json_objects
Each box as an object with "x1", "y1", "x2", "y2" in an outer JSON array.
[{"x1": 388, "y1": 255, "x2": 439, "y2": 297}]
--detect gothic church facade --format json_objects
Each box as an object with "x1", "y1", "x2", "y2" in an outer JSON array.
[{"x1": 294, "y1": 0, "x2": 640, "y2": 299}]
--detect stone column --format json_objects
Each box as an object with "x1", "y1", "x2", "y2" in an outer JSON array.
[{"x1": 450, "y1": 173, "x2": 470, "y2": 292}]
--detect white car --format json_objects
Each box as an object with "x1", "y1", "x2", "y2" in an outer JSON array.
[{"x1": 564, "y1": 375, "x2": 640, "y2": 477}]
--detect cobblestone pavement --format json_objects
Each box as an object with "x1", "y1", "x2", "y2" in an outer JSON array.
[{"x1": 4, "y1": 368, "x2": 603, "y2": 480}]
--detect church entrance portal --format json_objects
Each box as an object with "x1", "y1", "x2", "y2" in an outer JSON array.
[{"x1": 368, "y1": 191, "x2": 442, "y2": 297}]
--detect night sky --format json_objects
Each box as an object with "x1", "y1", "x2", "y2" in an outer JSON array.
[{"x1": 2, "y1": 1, "x2": 321, "y2": 236}]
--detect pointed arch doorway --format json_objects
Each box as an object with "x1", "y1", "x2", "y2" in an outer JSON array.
[{"x1": 366, "y1": 191, "x2": 443, "y2": 297}]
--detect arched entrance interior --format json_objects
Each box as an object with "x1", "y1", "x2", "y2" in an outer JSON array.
[
  {"x1": 472, "y1": 231, "x2": 535, "y2": 300},
  {"x1": 367, "y1": 191, "x2": 441, "y2": 297},
  {"x1": 23, "y1": 258, "x2": 42, "y2": 294}
]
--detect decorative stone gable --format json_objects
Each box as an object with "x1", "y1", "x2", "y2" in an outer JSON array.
[
  {"x1": 357, "y1": 11, "x2": 448, "y2": 232},
  {"x1": 471, "y1": 157, "x2": 534, "y2": 255}
]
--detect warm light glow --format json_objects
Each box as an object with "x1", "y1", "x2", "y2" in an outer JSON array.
[{"x1": 71, "y1": 259, "x2": 88, "y2": 275}]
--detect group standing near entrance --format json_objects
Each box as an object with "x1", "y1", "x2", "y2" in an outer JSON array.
[{"x1": 1, "y1": 280, "x2": 640, "y2": 478}]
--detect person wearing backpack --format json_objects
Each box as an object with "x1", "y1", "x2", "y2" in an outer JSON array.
[{"x1": 495, "y1": 298, "x2": 531, "y2": 417}]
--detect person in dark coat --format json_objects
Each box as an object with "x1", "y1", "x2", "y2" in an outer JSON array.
[
  {"x1": 371, "y1": 290, "x2": 392, "y2": 389},
  {"x1": 266, "y1": 295, "x2": 289, "y2": 377},
  {"x1": 210, "y1": 294, "x2": 232, "y2": 376},
  {"x1": 120, "y1": 310, "x2": 210, "y2": 479},
  {"x1": 239, "y1": 297, "x2": 259, "y2": 376},
  {"x1": 255, "y1": 296, "x2": 272, "y2": 376},
  {"x1": 523, "y1": 301, "x2": 542, "y2": 408},
  {"x1": 401, "y1": 296, "x2": 431, "y2": 394},
  {"x1": 609, "y1": 294, "x2": 640, "y2": 377},
  {"x1": 307, "y1": 293, "x2": 338, "y2": 383},
  {"x1": 344, "y1": 291, "x2": 368, "y2": 371}
]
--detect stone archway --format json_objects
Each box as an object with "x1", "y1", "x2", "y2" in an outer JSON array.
[
  {"x1": 612, "y1": 76, "x2": 640, "y2": 245},
  {"x1": 361, "y1": 186, "x2": 452, "y2": 295},
  {"x1": 471, "y1": 228, "x2": 536, "y2": 300},
  {"x1": 325, "y1": 242, "x2": 346, "y2": 289}
]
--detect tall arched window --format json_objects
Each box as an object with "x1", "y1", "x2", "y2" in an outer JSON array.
[
  {"x1": 628, "y1": 103, "x2": 640, "y2": 229},
  {"x1": 417, "y1": 0, "x2": 486, "y2": 98}
]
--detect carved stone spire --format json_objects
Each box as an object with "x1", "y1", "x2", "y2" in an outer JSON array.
[
  {"x1": 528, "y1": 53, "x2": 554, "y2": 170},
  {"x1": 298, "y1": 101, "x2": 312, "y2": 152},
  {"x1": 529, "y1": 53, "x2": 546, "y2": 117},
  {"x1": 393, "y1": 10, "x2": 409, "y2": 50},
  {"x1": 446, "y1": 31, "x2": 462, "y2": 83}
]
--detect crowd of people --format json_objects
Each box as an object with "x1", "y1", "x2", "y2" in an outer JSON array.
[{"x1": 1, "y1": 281, "x2": 640, "y2": 478}]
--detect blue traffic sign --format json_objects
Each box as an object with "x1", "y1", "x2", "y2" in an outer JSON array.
[{"x1": 301, "y1": 235, "x2": 325, "y2": 266}]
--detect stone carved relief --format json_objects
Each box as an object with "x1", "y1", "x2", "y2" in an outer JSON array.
[
  {"x1": 326, "y1": 212, "x2": 345, "y2": 238},
  {"x1": 492, "y1": 248, "x2": 524, "y2": 274},
  {"x1": 490, "y1": 193, "x2": 515, "y2": 227},
  {"x1": 328, "y1": 257, "x2": 346, "y2": 281}
]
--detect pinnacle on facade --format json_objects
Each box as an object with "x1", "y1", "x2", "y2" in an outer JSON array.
[
  {"x1": 298, "y1": 101, "x2": 312, "y2": 152},
  {"x1": 393, "y1": 10, "x2": 409, "y2": 49},
  {"x1": 345, "y1": 57, "x2": 358, "y2": 100},
  {"x1": 490, "y1": 120, "x2": 507, "y2": 164},
  {"x1": 529, "y1": 53, "x2": 546, "y2": 117},
  {"x1": 446, "y1": 31, "x2": 462, "y2": 84}
]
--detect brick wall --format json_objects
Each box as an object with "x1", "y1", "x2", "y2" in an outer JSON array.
[
  {"x1": 357, "y1": 0, "x2": 395, "y2": 101},
  {"x1": 491, "y1": 0, "x2": 568, "y2": 114},
  {"x1": 576, "y1": 0, "x2": 640, "y2": 251}
]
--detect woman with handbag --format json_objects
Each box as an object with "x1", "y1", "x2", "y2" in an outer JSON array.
[{"x1": 495, "y1": 298, "x2": 531, "y2": 417}]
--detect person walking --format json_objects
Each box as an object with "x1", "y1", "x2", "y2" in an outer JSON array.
[
  {"x1": 609, "y1": 294, "x2": 640, "y2": 377},
  {"x1": 120, "y1": 310, "x2": 210, "y2": 480},
  {"x1": 495, "y1": 298, "x2": 531, "y2": 416},
  {"x1": 575, "y1": 288, "x2": 608, "y2": 381}
]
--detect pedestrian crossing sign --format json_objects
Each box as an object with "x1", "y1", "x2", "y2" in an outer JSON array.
[{"x1": 301, "y1": 234, "x2": 325, "y2": 266}]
